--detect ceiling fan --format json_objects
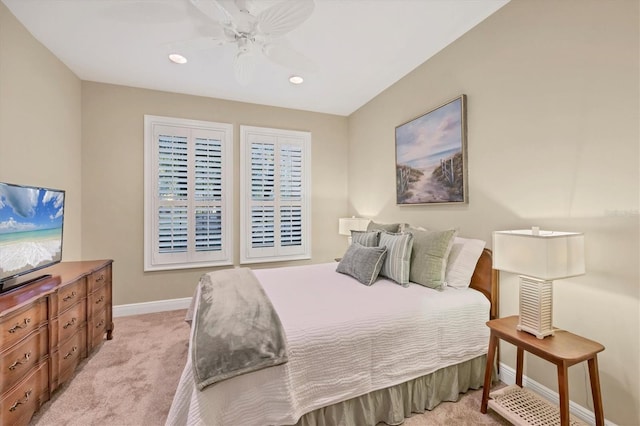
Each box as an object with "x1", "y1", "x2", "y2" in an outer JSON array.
[{"x1": 176, "y1": 0, "x2": 316, "y2": 85}]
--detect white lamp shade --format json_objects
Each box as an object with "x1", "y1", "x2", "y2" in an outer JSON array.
[
  {"x1": 492, "y1": 229, "x2": 585, "y2": 280},
  {"x1": 338, "y1": 217, "x2": 370, "y2": 236}
]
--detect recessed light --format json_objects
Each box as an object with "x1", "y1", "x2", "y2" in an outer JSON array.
[
  {"x1": 289, "y1": 75, "x2": 304, "y2": 85},
  {"x1": 169, "y1": 53, "x2": 187, "y2": 64}
]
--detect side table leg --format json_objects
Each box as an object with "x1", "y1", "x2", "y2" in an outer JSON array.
[
  {"x1": 516, "y1": 347, "x2": 524, "y2": 387},
  {"x1": 588, "y1": 356, "x2": 605, "y2": 426},
  {"x1": 481, "y1": 333, "x2": 498, "y2": 414},
  {"x1": 557, "y1": 362, "x2": 570, "y2": 426}
]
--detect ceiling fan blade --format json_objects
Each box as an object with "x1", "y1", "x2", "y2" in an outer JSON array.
[
  {"x1": 189, "y1": 0, "x2": 234, "y2": 24},
  {"x1": 257, "y1": 0, "x2": 315, "y2": 36},
  {"x1": 234, "y1": 51, "x2": 256, "y2": 85},
  {"x1": 263, "y1": 41, "x2": 317, "y2": 73}
]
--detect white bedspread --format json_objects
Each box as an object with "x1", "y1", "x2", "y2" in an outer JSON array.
[{"x1": 166, "y1": 262, "x2": 490, "y2": 426}]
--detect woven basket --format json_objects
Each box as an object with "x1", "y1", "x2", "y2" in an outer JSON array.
[{"x1": 488, "y1": 385, "x2": 587, "y2": 426}]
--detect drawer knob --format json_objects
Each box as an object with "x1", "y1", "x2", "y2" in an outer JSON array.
[
  {"x1": 96, "y1": 274, "x2": 105, "y2": 283},
  {"x1": 8, "y1": 318, "x2": 31, "y2": 333},
  {"x1": 9, "y1": 389, "x2": 32, "y2": 412},
  {"x1": 63, "y1": 346, "x2": 78, "y2": 360},
  {"x1": 63, "y1": 291, "x2": 77, "y2": 302},
  {"x1": 63, "y1": 317, "x2": 77, "y2": 329},
  {"x1": 96, "y1": 320, "x2": 105, "y2": 328},
  {"x1": 8, "y1": 352, "x2": 31, "y2": 371},
  {"x1": 95, "y1": 295, "x2": 105, "y2": 304}
]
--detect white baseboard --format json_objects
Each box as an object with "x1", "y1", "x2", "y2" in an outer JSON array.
[
  {"x1": 498, "y1": 362, "x2": 616, "y2": 426},
  {"x1": 113, "y1": 297, "x2": 191, "y2": 317}
]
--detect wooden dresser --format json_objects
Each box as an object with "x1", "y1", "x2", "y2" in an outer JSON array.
[{"x1": 0, "y1": 260, "x2": 113, "y2": 425}]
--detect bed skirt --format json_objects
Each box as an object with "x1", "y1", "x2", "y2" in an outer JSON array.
[{"x1": 296, "y1": 354, "x2": 490, "y2": 426}]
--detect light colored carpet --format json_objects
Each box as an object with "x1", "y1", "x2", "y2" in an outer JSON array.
[
  {"x1": 29, "y1": 309, "x2": 508, "y2": 426},
  {"x1": 30, "y1": 309, "x2": 190, "y2": 426}
]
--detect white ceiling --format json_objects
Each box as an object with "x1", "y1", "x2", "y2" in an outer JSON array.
[{"x1": 3, "y1": 0, "x2": 509, "y2": 116}]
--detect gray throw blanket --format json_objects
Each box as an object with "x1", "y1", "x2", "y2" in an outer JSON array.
[{"x1": 190, "y1": 268, "x2": 288, "y2": 391}]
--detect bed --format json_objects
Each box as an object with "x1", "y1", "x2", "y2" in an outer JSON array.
[{"x1": 166, "y1": 230, "x2": 498, "y2": 426}]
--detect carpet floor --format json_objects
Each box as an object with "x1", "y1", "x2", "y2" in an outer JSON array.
[{"x1": 29, "y1": 309, "x2": 509, "y2": 426}]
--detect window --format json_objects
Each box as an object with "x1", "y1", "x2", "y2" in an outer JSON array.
[
  {"x1": 144, "y1": 115, "x2": 233, "y2": 271},
  {"x1": 240, "y1": 125, "x2": 311, "y2": 263}
]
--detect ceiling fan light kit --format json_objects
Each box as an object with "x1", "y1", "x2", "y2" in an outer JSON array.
[{"x1": 184, "y1": 0, "x2": 316, "y2": 85}]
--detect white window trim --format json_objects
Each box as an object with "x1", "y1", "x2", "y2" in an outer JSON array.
[
  {"x1": 144, "y1": 115, "x2": 233, "y2": 271},
  {"x1": 240, "y1": 125, "x2": 311, "y2": 264}
]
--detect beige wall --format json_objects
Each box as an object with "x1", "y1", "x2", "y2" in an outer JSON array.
[
  {"x1": 0, "y1": 2, "x2": 82, "y2": 260},
  {"x1": 348, "y1": 0, "x2": 639, "y2": 424},
  {"x1": 2, "y1": 0, "x2": 638, "y2": 424},
  {"x1": 80, "y1": 82, "x2": 349, "y2": 305}
]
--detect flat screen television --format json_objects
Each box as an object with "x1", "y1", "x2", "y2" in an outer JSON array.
[{"x1": 0, "y1": 182, "x2": 65, "y2": 294}]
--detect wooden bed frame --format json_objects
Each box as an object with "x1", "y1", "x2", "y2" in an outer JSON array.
[{"x1": 469, "y1": 248, "x2": 499, "y2": 320}]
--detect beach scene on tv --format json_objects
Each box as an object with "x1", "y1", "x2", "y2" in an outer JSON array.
[{"x1": 0, "y1": 183, "x2": 64, "y2": 281}]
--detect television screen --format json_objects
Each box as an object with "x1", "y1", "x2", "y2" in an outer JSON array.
[{"x1": 0, "y1": 182, "x2": 65, "y2": 289}]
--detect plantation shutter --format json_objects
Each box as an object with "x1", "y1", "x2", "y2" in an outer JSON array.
[
  {"x1": 250, "y1": 143, "x2": 276, "y2": 249},
  {"x1": 144, "y1": 116, "x2": 233, "y2": 271},
  {"x1": 157, "y1": 133, "x2": 189, "y2": 256},
  {"x1": 240, "y1": 126, "x2": 311, "y2": 263},
  {"x1": 279, "y1": 144, "x2": 303, "y2": 248},
  {"x1": 193, "y1": 134, "x2": 223, "y2": 253}
]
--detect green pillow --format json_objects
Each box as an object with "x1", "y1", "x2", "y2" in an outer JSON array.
[
  {"x1": 366, "y1": 221, "x2": 401, "y2": 233},
  {"x1": 407, "y1": 227, "x2": 458, "y2": 290}
]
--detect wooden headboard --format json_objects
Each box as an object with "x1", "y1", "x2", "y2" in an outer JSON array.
[{"x1": 469, "y1": 248, "x2": 499, "y2": 320}]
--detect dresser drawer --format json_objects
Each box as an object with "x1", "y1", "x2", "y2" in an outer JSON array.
[
  {"x1": 0, "y1": 300, "x2": 48, "y2": 350},
  {"x1": 52, "y1": 328, "x2": 86, "y2": 387},
  {"x1": 0, "y1": 360, "x2": 48, "y2": 426},
  {"x1": 87, "y1": 265, "x2": 111, "y2": 294},
  {"x1": 88, "y1": 284, "x2": 109, "y2": 318},
  {"x1": 89, "y1": 308, "x2": 107, "y2": 351},
  {"x1": 58, "y1": 302, "x2": 86, "y2": 345},
  {"x1": 0, "y1": 329, "x2": 48, "y2": 394},
  {"x1": 57, "y1": 279, "x2": 86, "y2": 313}
]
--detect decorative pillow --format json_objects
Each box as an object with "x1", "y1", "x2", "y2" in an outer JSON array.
[
  {"x1": 378, "y1": 231, "x2": 414, "y2": 287},
  {"x1": 366, "y1": 221, "x2": 401, "y2": 233},
  {"x1": 403, "y1": 224, "x2": 427, "y2": 232},
  {"x1": 351, "y1": 230, "x2": 380, "y2": 247},
  {"x1": 445, "y1": 237, "x2": 486, "y2": 288},
  {"x1": 407, "y1": 227, "x2": 458, "y2": 290},
  {"x1": 336, "y1": 243, "x2": 388, "y2": 286}
]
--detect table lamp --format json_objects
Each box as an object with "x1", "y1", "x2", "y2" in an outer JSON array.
[
  {"x1": 338, "y1": 217, "x2": 370, "y2": 244},
  {"x1": 492, "y1": 228, "x2": 585, "y2": 339}
]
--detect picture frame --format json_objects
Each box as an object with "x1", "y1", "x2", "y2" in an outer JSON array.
[{"x1": 395, "y1": 94, "x2": 468, "y2": 205}]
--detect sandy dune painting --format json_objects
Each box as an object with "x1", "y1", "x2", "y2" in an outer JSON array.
[{"x1": 395, "y1": 95, "x2": 467, "y2": 205}]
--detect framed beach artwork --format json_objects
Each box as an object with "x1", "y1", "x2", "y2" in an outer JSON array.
[{"x1": 395, "y1": 94, "x2": 468, "y2": 205}]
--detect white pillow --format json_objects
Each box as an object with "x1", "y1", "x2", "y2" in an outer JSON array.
[{"x1": 445, "y1": 237, "x2": 486, "y2": 288}]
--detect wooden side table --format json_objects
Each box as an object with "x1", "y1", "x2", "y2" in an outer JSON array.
[{"x1": 480, "y1": 316, "x2": 605, "y2": 426}]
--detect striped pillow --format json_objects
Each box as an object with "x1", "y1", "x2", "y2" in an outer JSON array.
[
  {"x1": 351, "y1": 230, "x2": 380, "y2": 247},
  {"x1": 378, "y1": 231, "x2": 414, "y2": 286}
]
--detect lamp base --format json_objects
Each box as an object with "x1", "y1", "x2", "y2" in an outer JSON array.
[
  {"x1": 518, "y1": 276, "x2": 554, "y2": 339},
  {"x1": 516, "y1": 322, "x2": 554, "y2": 339}
]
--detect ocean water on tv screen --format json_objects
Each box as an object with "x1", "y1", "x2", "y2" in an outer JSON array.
[{"x1": 0, "y1": 183, "x2": 64, "y2": 282}]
